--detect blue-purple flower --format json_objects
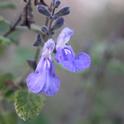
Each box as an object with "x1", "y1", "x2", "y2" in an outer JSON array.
[
  {"x1": 26, "y1": 27, "x2": 91, "y2": 96},
  {"x1": 25, "y1": 0, "x2": 91, "y2": 97},
  {"x1": 55, "y1": 27, "x2": 91, "y2": 72},
  {"x1": 26, "y1": 39, "x2": 60, "y2": 96}
]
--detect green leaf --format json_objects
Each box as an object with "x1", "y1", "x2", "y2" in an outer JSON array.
[
  {"x1": 0, "y1": 2, "x2": 16, "y2": 9},
  {"x1": 18, "y1": 113, "x2": 49, "y2": 124},
  {"x1": 14, "y1": 90, "x2": 45, "y2": 121}
]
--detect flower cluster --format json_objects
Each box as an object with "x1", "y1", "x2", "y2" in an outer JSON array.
[
  {"x1": 26, "y1": 27, "x2": 91, "y2": 96},
  {"x1": 26, "y1": 0, "x2": 91, "y2": 96}
]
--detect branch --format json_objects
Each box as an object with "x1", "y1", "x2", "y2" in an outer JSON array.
[
  {"x1": 3, "y1": 15, "x2": 22, "y2": 37},
  {"x1": 3, "y1": 0, "x2": 34, "y2": 37},
  {"x1": 3, "y1": 18, "x2": 41, "y2": 33}
]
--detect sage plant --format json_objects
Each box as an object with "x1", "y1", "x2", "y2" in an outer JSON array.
[{"x1": 26, "y1": 0, "x2": 91, "y2": 96}]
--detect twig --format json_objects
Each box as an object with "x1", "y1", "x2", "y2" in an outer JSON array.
[
  {"x1": 3, "y1": 15, "x2": 22, "y2": 37},
  {"x1": 3, "y1": 0, "x2": 34, "y2": 37},
  {"x1": 3, "y1": 18, "x2": 41, "y2": 32}
]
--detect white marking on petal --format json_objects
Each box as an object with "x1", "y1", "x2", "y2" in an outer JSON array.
[{"x1": 64, "y1": 48, "x2": 72, "y2": 55}]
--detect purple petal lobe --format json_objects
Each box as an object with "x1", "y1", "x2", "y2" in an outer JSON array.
[
  {"x1": 43, "y1": 74, "x2": 60, "y2": 96},
  {"x1": 26, "y1": 72, "x2": 46, "y2": 94},
  {"x1": 74, "y1": 52, "x2": 91, "y2": 72},
  {"x1": 56, "y1": 27, "x2": 74, "y2": 48},
  {"x1": 42, "y1": 61, "x2": 60, "y2": 96},
  {"x1": 35, "y1": 57, "x2": 44, "y2": 73},
  {"x1": 26, "y1": 57, "x2": 50, "y2": 94}
]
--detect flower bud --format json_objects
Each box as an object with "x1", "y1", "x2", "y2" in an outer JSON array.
[
  {"x1": 37, "y1": 4, "x2": 51, "y2": 17},
  {"x1": 54, "y1": 7, "x2": 70, "y2": 19},
  {"x1": 41, "y1": 25, "x2": 49, "y2": 35},
  {"x1": 51, "y1": 17, "x2": 64, "y2": 31},
  {"x1": 53, "y1": 0, "x2": 61, "y2": 8}
]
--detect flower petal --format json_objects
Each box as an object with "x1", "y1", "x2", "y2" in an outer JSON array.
[
  {"x1": 26, "y1": 71, "x2": 46, "y2": 94},
  {"x1": 41, "y1": 61, "x2": 60, "y2": 96},
  {"x1": 56, "y1": 45, "x2": 74, "y2": 63},
  {"x1": 26, "y1": 58, "x2": 60, "y2": 96},
  {"x1": 35, "y1": 57, "x2": 44, "y2": 73},
  {"x1": 26, "y1": 57, "x2": 51, "y2": 94},
  {"x1": 74, "y1": 52, "x2": 91, "y2": 72},
  {"x1": 56, "y1": 27, "x2": 74, "y2": 48},
  {"x1": 43, "y1": 75, "x2": 60, "y2": 96},
  {"x1": 42, "y1": 39, "x2": 55, "y2": 55},
  {"x1": 56, "y1": 46, "x2": 76, "y2": 71}
]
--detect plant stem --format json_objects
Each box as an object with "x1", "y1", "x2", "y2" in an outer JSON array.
[
  {"x1": 34, "y1": 2, "x2": 55, "y2": 62},
  {"x1": 3, "y1": 15, "x2": 22, "y2": 37}
]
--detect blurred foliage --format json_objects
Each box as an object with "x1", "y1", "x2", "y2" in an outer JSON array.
[
  {"x1": 91, "y1": 42, "x2": 107, "y2": 65},
  {"x1": 0, "y1": 112, "x2": 17, "y2": 124},
  {"x1": 0, "y1": 36, "x2": 11, "y2": 45},
  {"x1": 0, "y1": 17, "x2": 9, "y2": 33},
  {"x1": 0, "y1": 73, "x2": 14, "y2": 99},
  {"x1": 0, "y1": 2, "x2": 16, "y2": 9},
  {"x1": 0, "y1": 73, "x2": 13, "y2": 90},
  {"x1": 7, "y1": 30, "x2": 22, "y2": 45},
  {"x1": 0, "y1": 15, "x2": 21, "y2": 54},
  {"x1": 0, "y1": 35, "x2": 11, "y2": 54},
  {"x1": 107, "y1": 59, "x2": 124, "y2": 74}
]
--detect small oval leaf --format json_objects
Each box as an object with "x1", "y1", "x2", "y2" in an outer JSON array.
[
  {"x1": 37, "y1": 4, "x2": 51, "y2": 17},
  {"x1": 54, "y1": 7, "x2": 70, "y2": 19},
  {"x1": 41, "y1": 25, "x2": 49, "y2": 34},
  {"x1": 53, "y1": 0, "x2": 61, "y2": 8},
  {"x1": 51, "y1": 17, "x2": 64, "y2": 31},
  {"x1": 14, "y1": 90, "x2": 45, "y2": 121}
]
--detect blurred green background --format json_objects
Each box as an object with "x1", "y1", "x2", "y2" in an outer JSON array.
[{"x1": 0, "y1": 0, "x2": 124, "y2": 124}]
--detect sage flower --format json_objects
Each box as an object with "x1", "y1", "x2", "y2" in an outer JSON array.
[
  {"x1": 26, "y1": 39, "x2": 60, "y2": 96},
  {"x1": 55, "y1": 27, "x2": 91, "y2": 72}
]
